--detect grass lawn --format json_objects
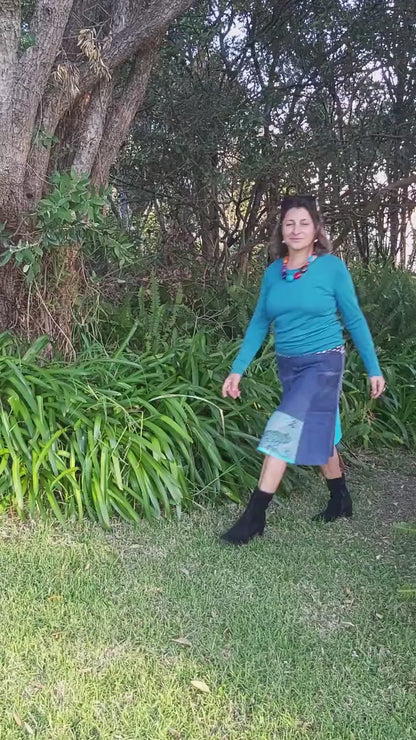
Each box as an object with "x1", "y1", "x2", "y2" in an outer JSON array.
[{"x1": 0, "y1": 451, "x2": 415, "y2": 739}]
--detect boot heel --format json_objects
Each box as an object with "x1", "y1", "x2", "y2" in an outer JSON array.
[
  {"x1": 342, "y1": 504, "x2": 353, "y2": 518},
  {"x1": 313, "y1": 475, "x2": 353, "y2": 523},
  {"x1": 341, "y1": 493, "x2": 353, "y2": 518}
]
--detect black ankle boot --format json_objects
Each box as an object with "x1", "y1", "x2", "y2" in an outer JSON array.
[
  {"x1": 221, "y1": 487, "x2": 273, "y2": 545},
  {"x1": 313, "y1": 475, "x2": 353, "y2": 522}
]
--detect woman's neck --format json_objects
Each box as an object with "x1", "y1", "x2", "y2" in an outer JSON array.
[{"x1": 286, "y1": 246, "x2": 314, "y2": 269}]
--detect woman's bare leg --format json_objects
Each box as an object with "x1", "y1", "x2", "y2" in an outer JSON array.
[
  {"x1": 320, "y1": 447, "x2": 343, "y2": 479},
  {"x1": 259, "y1": 448, "x2": 341, "y2": 495},
  {"x1": 258, "y1": 455, "x2": 287, "y2": 494}
]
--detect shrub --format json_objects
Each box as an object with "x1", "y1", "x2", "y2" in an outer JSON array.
[
  {"x1": 0, "y1": 329, "x2": 415, "y2": 527},
  {"x1": 0, "y1": 333, "x2": 296, "y2": 526}
]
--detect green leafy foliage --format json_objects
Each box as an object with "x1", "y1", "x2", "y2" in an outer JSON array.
[
  {"x1": 341, "y1": 350, "x2": 416, "y2": 449},
  {"x1": 118, "y1": 0, "x2": 416, "y2": 268},
  {"x1": 81, "y1": 268, "x2": 256, "y2": 353},
  {"x1": 38, "y1": 170, "x2": 108, "y2": 244},
  {"x1": 0, "y1": 322, "x2": 415, "y2": 527},
  {"x1": 352, "y1": 263, "x2": 416, "y2": 351},
  {"x1": 0, "y1": 333, "x2": 289, "y2": 526},
  {"x1": 0, "y1": 170, "x2": 135, "y2": 280}
]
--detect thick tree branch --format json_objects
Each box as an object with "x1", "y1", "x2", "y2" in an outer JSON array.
[
  {"x1": 23, "y1": 88, "x2": 66, "y2": 206},
  {"x1": 0, "y1": 1, "x2": 21, "y2": 200},
  {"x1": 3, "y1": 0, "x2": 74, "y2": 221},
  {"x1": 91, "y1": 41, "x2": 161, "y2": 187},
  {"x1": 13, "y1": 0, "x2": 74, "y2": 161},
  {"x1": 78, "y1": 0, "x2": 193, "y2": 93},
  {"x1": 23, "y1": 0, "x2": 194, "y2": 191},
  {"x1": 72, "y1": 0, "x2": 137, "y2": 176},
  {"x1": 0, "y1": 1, "x2": 20, "y2": 130},
  {"x1": 18, "y1": 0, "x2": 74, "y2": 101},
  {"x1": 72, "y1": 80, "x2": 115, "y2": 175},
  {"x1": 23, "y1": 0, "x2": 190, "y2": 205}
]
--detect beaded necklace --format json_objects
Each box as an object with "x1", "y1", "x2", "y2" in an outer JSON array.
[{"x1": 281, "y1": 253, "x2": 316, "y2": 282}]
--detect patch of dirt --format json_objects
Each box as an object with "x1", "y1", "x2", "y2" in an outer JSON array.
[{"x1": 348, "y1": 449, "x2": 416, "y2": 526}]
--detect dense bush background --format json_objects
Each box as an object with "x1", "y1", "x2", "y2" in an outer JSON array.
[{"x1": 1, "y1": 263, "x2": 415, "y2": 526}]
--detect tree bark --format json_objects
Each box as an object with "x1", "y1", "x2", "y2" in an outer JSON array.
[
  {"x1": 0, "y1": 1, "x2": 22, "y2": 225},
  {"x1": 72, "y1": 80, "x2": 116, "y2": 176},
  {"x1": 6, "y1": 0, "x2": 75, "y2": 225},
  {"x1": 91, "y1": 42, "x2": 161, "y2": 187},
  {"x1": 0, "y1": 0, "x2": 193, "y2": 225},
  {"x1": 193, "y1": 165, "x2": 221, "y2": 263},
  {"x1": 0, "y1": 0, "x2": 194, "y2": 346}
]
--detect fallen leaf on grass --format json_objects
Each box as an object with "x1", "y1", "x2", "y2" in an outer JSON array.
[
  {"x1": 172, "y1": 637, "x2": 192, "y2": 647},
  {"x1": 191, "y1": 680, "x2": 210, "y2": 693},
  {"x1": 13, "y1": 712, "x2": 23, "y2": 727},
  {"x1": 47, "y1": 595, "x2": 62, "y2": 602}
]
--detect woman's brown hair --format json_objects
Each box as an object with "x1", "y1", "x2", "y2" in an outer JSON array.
[{"x1": 269, "y1": 194, "x2": 332, "y2": 260}]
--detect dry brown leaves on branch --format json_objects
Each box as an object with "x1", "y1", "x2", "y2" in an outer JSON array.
[
  {"x1": 52, "y1": 63, "x2": 80, "y2": 99},
  {"x1": 78, "y1": 28, "x2": 111, "y2": 82}
]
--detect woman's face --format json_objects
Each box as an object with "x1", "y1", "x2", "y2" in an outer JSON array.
[{"x1": 282, "y1": 207, "x2": 316, "y2": 251}]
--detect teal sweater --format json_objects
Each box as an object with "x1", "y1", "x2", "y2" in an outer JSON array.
[{"x1": 231, "y1": 254, "x2": 381, "y2": 377}]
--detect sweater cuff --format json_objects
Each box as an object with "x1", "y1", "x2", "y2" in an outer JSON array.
[
  {"x1": 365, "y1": 357, "x2": 382, "y2": 377},
  {"x1": 230, "y1": 359, "x2": 246, "y2": 375}
]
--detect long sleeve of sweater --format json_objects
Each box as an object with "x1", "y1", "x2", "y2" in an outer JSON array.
[
  {"x1": 334, "y1": 260, "x2": 381, "y2": 377},
  {"x1": 230, "y1": 270, "x2": 271, "y2": 375}
]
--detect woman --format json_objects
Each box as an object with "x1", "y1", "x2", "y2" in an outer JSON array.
[{"x1": 221, "y1": 194, "x2": 385, "y2": 545}]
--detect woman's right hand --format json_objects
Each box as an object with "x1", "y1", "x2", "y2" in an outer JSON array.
[{"x1": 222, "y1": 373, "x2": 242, "y2": 399}]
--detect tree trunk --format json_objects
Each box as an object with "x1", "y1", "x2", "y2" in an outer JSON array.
[
  {"x1": 0, "y1": 2, "x2": 20, "y2": 221},
  {"x1": 399, "y1": 186, "x2": 408, "y2": 268},
  {"x1": 0, "y1": 0, "x2": 193, "y2": 347},
  {"x1": 193, "y1": 164, "x2": 221, "y2": 264},
  {"x1": 91, "y1": 42, "x2": 161, "y2": 187},
  {"x1": 37, "y1": 246, "x2": 82, "y2": 358},
  {"x1": 389, "y1": 193, "x2": 400, "y2": 261}
]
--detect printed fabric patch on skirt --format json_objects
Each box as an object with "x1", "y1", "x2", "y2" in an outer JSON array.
[{"x1": 257, "y1": 347, "x2": 345, "y2": 466}]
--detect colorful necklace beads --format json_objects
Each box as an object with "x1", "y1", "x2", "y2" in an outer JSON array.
[{"x1": 281, "y1": 254, "x2": 316, "y2": 282}]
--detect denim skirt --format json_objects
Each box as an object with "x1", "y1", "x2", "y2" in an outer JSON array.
[{"x1": 257, "y1": 347, "x2": 345, "y2": 466}]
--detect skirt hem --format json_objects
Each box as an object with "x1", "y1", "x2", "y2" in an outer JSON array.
[
  {"x1": 257, "y1": 445, "x2": 340, "y2": 467},
  {"x1": 257, "y1": 446, "x2": 294, "y2": 464}
]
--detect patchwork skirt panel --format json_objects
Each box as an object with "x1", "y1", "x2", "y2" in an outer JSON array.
[{"x1": 257, "y1": 348, "x2": 345, "y2": 466}]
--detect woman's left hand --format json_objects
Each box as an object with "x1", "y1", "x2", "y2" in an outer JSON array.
[{"x1": 370, "y1": 376, "x2": 386, "y2": 399}]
